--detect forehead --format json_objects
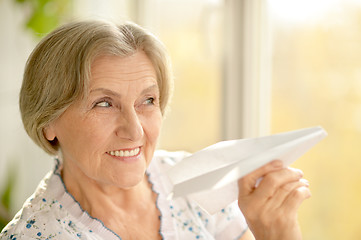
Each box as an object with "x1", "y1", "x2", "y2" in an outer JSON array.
[{"x1": 90, "y1": 52, "x2": 158, "y2": 87}]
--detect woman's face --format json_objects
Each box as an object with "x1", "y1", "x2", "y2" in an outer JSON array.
[{"x1": 46, "y1": 51, "x2": 163, "y2": 189}]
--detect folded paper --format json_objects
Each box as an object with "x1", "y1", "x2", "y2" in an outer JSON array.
[{"x1": 166, "y1": 126, "x2": 327, "y2": 214}]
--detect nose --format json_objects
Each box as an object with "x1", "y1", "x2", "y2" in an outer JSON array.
[{"x1": 116, "y1": 108, "x2": 144, "y2": 141}]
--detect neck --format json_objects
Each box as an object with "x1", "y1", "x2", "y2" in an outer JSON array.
[
  {"x1": 60, "y1": 157, "x2": 161, "y2": 239},
  {"x1": 61, "y1": 159, "x2": 156, "y2": 219}
]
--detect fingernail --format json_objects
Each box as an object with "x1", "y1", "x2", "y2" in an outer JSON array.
[{"x1": 300, "y1": 178, "x2": 309, "y2": 186}]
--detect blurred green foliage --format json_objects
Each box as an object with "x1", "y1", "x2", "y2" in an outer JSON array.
[
  {"x1": 0, "y1": 163, "x2": 17, "y2": 230},
  {"x1": 14, "y1": 0, "x2": 72, "y2": 36}
]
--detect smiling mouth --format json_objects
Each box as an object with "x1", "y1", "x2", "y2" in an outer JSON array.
[{"x1": 107, "y1": 147, "x2": 141, "y2": 157}]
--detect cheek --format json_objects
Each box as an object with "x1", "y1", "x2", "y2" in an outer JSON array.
[
  {"x1": 142, "y1": 111, "x2": 163, "y2": 144},
  {"x1": 56, "y1": 113, "x2": 114, "y2": 154},
  {"x1": 83, "y1": 115, "x2": 115, "y2": 141}
]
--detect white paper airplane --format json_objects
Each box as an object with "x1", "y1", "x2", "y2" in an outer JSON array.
[{"x1": 166, "y1": 126, "x2": 327, "y2": 214}]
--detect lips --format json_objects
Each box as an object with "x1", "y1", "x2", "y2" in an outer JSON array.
[{"x1": 107, "y1": 147, "x2": 140, "y2": 157}]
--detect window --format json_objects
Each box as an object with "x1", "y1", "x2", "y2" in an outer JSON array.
[
  {"x1": 270, "y1": 0, "x2": 361, "y2": 239},
  {"x1": 2, "y1": 2, "x2": 356, "y2": 238},
  {"x1": 151, "y1": 0, "x2": 225, "y2": 152}
]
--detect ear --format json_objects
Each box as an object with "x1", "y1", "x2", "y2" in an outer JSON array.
[{"x1": 43, "y1": 124, "x2": 56, "y2": 141}]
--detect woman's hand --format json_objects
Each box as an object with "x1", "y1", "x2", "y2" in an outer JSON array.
[{"x1": 237, "y1": 160, "x2": 311, "y2": 240}]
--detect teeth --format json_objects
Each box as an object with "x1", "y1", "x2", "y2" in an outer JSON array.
[{"x1": 108, "y1": 147, "x2": 140, "y2": 157}]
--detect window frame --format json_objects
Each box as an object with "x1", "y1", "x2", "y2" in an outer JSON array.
[{"x1": 222, "y1": 0, "x2": 272, "y2": 140}]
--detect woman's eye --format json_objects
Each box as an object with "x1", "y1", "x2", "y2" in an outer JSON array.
[
  {"x1": 144, "y1": 98, "x2": 155, "y2": 105},
  {"x1": 95, "y1": 100, "x2": 112, "y2": 108}
]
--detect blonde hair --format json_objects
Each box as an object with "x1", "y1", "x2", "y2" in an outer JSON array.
[{"x1": 20, "y1": 19, "x2": 173, "y2": 155}]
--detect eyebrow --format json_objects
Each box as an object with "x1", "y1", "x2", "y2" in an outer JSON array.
[
  {"x1": 90, "y1": 84, "x2": 159, "y2": 98},
  {"x1": 141, "y1": 84, "x2": 159, "y2": 95}
]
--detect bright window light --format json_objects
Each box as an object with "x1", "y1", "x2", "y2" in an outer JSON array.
[{"x1": 269, "y1": 0, "x2": 341, "y2": 23}]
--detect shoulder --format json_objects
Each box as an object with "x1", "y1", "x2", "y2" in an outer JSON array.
[
  {"x1": 0, "y1": 196, "x2": 65, "y2": 239},
  {"x1": 1, "y1": 168, "x2": 78, "y2": 240},
  {"x1": 0, "y1": 183, "x2": 95, "y2": 240},
  {"x1": 192, "y1": 201, "x2": 248, "y2": 239},
  {"x1": 152, "y1": 150, "x2": 248, "y2": 239},
  {"x1": 167, "y1": 196, "x2": 248, "y2": 239},
  {"x1": 153, "y1": 149, "x2": 191, "y2": 166},
  {"x1": 149, "y1": 150, "x2": 191, "y2": 177}
]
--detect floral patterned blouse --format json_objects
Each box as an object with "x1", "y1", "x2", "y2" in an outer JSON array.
[{"x1": 0, "y1": 150, "x2": 248, "y2": 240}]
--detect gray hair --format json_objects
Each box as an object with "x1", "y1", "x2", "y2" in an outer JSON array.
[{"x1": 19, "y1": 19, "x2": 173, "y2": 155}]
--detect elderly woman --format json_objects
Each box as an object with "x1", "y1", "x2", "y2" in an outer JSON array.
[{"x1": 0, "y1": 20, "x2": 310, "y2": 240}]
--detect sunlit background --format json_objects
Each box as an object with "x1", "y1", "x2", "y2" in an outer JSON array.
[{"x1": 1, "y1": 0, "x2": 361, "y2": 239}]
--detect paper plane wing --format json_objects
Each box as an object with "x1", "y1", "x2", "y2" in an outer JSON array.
[{"x1": 166, "y1": 126, "x2": 327, "y2": 214}]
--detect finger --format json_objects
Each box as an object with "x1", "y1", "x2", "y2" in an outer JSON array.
[
  {"x1": 252, "y1": 167, "x2": 304, "y2": 200},
  {"x1": 269, "y1": 179, "x2": 309, "y2": 209},
  {"x1": 282, "y1": 185, "x2": 312, "y2": 213},
  {"x1": 238, "y1": 160, "x2": 283, "y2": 196}
]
